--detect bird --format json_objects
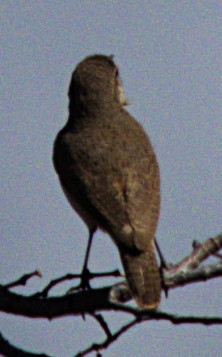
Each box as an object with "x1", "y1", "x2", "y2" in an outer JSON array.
[{"x1": 53, "y1": 54, "x2": 161, "y2": 309}]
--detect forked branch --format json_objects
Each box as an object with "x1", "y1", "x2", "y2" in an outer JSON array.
[{"x1": 0, "y1": 233, "x2": 221, "y2": 357}]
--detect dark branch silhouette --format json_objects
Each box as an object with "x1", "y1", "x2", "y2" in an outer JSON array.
[
  {"x1": 0, "y1": 332, "x2": 50, "y2": 357},
  {"x1": 0, "y1": 233, "x2": 221, "y2": 356}
]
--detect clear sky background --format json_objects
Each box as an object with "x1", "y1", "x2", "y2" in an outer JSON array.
[{"x1": 1, "y1": 1, "x2": 222, "y2": 356}]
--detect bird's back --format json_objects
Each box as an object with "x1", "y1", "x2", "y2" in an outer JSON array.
[{"x1": 53, "y1": 108, "x2": 160, "y2": 251}]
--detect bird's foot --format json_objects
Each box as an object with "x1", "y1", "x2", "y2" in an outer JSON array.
[
  {"x1": 79, "y1": 267, "x2": 92, "y2": 290},
  {"x1": 66, "y1": 267, "x2": 92, "y2": 294}
]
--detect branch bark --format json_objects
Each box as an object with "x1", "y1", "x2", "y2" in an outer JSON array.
[
  {"x1": 0, "y1": 234, "x2": 221, "y2": 318},
  {"x1": 0, "y1": 233, "x2": 221, "y2": 356}
]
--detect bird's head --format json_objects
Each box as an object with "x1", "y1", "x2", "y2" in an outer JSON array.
[{"x1": 68, "y1": 54, "x2": 128, "y2": 115}]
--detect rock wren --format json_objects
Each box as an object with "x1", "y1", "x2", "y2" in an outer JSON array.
[{"x1": 53, "y1": 54, "x2": 161, "y2": 308}]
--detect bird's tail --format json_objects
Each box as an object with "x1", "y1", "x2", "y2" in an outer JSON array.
[{"x1": 120, "y1": 246, "x2": 161, "y2": 309}]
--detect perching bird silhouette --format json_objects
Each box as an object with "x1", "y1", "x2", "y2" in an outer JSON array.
[{"x1": 53, "y1": 54, "x2": 161, "y2": 309}]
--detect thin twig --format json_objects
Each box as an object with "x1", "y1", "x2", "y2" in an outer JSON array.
[
  {"x1": 75, "y1": 306, "x2": 222, "y2": 357},
  {"x1": 1, "y1": 232, "x2": 221, "y2": 356},
  {"x1": 139, "y1": 310, "x2": 222, "y2": 325},
  {"x1": 75, "y1": 318, "x2": 139, "y2": 357},
  {"x1": 67, "y1": 269, "x2": 122, "y2": 294},
  {"x1": 89, "y1": 313, "x2": 112, "y2": 338},
  {"x1": 1, "y1": 270, "x2": 41, "y2": 291},
  {"x1": 32, "y1": 270, "x2": 121, "y2": 298}
]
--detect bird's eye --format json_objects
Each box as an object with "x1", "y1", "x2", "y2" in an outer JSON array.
[{"x1": 115, "y1": 67, "x2": 119, "y2": 77}]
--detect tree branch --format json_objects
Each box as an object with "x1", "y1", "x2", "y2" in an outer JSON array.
[
  {"x1": 0, "y1": 332, "x2": 50, "y2": 357},
  {"x1": 1, "y1": 234, "x2": 221, "y2": 317},
  {"x1": 2, "y1": 270, "x2": 41, "y2": 290},
  {"x1": 162, "y1": 233, "x2": 222, "y2": 288},
  {"x1": 164, "y1": 261, "x2": 222, "y2": 288},
  {"x1": 75, "y1": 318, "x2": 139, "y2": 357},
  {"x1": 1, "y1": 233, "x2": 221, "y2": 356},
  {"x1": 74, "y1": 308, "x2": 222, "y2": 357}
]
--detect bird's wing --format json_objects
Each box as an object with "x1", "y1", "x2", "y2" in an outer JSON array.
[{"x1": 54, "y1": 118, "x2": 160, "y2": 251}]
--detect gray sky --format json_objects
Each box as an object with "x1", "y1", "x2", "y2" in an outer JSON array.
[{"x1": 1, "y1": 1, "x2": 222, "y2": 356}]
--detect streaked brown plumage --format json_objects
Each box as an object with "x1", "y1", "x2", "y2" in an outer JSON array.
[{"x1": 53, "y1": 54, "x2": 161, "y2": 308}]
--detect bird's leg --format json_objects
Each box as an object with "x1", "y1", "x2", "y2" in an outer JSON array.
[
  {"x1": 154, "y1": 237, "x2": 169, "y2": 298},
  {"x1": 154, "y1": 237, "x2": 168, "y2": 269},
  {"x1": 80, "y1": 228, "x2": 96, "y2": 289}
]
